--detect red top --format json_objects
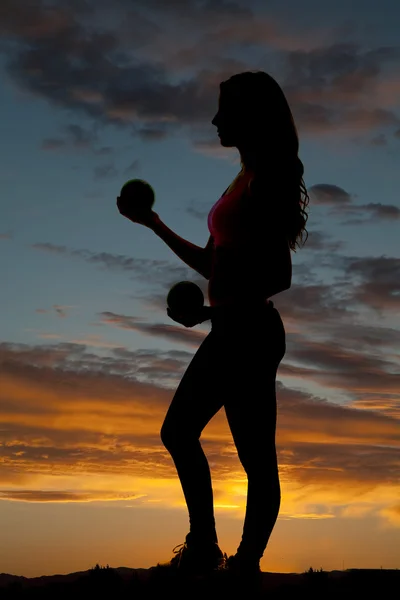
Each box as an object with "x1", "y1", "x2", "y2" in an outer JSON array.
[
  {"x1": 207, "y1": 173, "x2": 270, "y2": 307},
  {"x1": 207, "y1": 175, "x2": 252, "y2": 248}
]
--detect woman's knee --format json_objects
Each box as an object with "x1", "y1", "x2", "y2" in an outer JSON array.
[
  {"x1": 160, "y1": 421, "x2": 176, "y2": 449},
  {"x1": 239, "y1": 447, "x2": 279, "y2": 478},
  {"x1": 160, "y1": 420, "x2": 197, "y2": 450}
]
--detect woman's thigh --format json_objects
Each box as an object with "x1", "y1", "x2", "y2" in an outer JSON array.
[
  {"x1": 223, "y1": 372, "x2": 278, "y2": 474},
  {"x1": 160, "y1": 332, "x2": 226, "y2": 442},
  {"x1": 161, "y1": 305, "x2": 286, "y2": 449},
  {"x1": 212, "y1": 307, "x2": 285, "y2": 471}
]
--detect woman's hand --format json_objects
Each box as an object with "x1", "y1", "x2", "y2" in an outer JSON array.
[
  {"x1": 167, "y1": 305, "x2": 211, "y2": 328},
  {"x1": 116, "y1": 196, "x2": 160, "y2": 230}
]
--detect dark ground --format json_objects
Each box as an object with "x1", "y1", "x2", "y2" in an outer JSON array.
[{"x1": 0, "y1": 565, "x2": 398, "y2": 599}]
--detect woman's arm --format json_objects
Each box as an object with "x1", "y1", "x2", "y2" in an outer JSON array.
[
  {"x1": 151, "y1": 216, "x2": 212, "y2": 280},
  {"x1": 198, "y1": 305, "x2": 213, "y2": 323}
]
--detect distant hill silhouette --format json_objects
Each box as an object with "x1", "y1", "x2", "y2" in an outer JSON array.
[{"x1": 0, "y1": 564, "x2": 399, "y2": 598}]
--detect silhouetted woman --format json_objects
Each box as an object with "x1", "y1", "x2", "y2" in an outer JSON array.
[{"x1": 117, "y1": 71, "x2": 309, "y2": 580}]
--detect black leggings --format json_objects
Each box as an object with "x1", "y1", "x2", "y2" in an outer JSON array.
[{"x1": 160, "y1": 301, "x2": 286, "y2": 561}]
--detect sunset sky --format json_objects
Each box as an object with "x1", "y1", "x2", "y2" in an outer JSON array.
[{"x1": 1, "y1": 0, "x2": 399, "y2": 578}]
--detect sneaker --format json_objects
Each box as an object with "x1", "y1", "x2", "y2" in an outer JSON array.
[
  {"x1": 152, "y1": 534, "x2": 225, "y2": 576},
  {"x1": 224, "y1": 552, "x2": 261, "y2": 578}
]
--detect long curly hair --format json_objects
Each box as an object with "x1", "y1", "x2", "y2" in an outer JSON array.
[{"x1": 220, "y1": 71, "x2": 309, "y2": 251}]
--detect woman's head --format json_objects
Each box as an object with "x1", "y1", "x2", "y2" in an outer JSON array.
[
  {"x1": 212, "y1": 71, "x2": 296, "y2": 158},
  {"x1": 212, "y1": 70, "x2": 309, "y2": 251}
]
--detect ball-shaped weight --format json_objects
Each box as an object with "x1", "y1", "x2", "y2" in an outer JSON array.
[
  {"x1": 167, "y1": 281, "x2": 204, "y2": 314},
  {"x1": 119, "y1": 179, "x2": 155, "y2": 213}
]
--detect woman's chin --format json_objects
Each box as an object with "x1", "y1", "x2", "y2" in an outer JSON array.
[{"x1": 218, "y1": 136, "x2": 234, "y2": 147}]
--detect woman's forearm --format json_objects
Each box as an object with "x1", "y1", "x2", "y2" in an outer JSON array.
[
  {"x1": 198, "y1": 305, "x2": 226, "y2": 323},
  {"x1": 151, "y1": 216, "x2": 210, "y2": 279}
]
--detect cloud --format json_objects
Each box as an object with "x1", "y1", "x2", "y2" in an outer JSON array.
[
  {"x1": 279, "y1": 440, "x2": 400, "y2": 486},
  {"x1": 282, "y1": 43, "x2": 400, "y2": 132},
  {"x1": 0, "y1": 338, "x2": 398, "y2": 525},
  {"x1": 123, "y1": 159, "x2": 140, "y2": 175},
  {"x1": 363, "y1": 203, "x2": 400, "y2": 219},
  {"x1": 35, "y1": 305, "x2": 75, "y2": 318},
  {"x1": 309, "y1": 184, "x2": 400, "y2": 224},
  {"x1": 381, "y1": 504, "x2": 400, "y2": 526},
  {"x1": 54, "y1": 305, "x2": 69, "y2": 318},
  {"x1": 341, "y1": 255, "x2": 400, "y2": 311},
  {"x1": 41, "y1": 138, "x2": 67, "y2": 150},
  {"x1": 37, "y1": 333, "x2": 63, "y2": 340},
  {"x1": 0, "y1": 1, "x2": 398, "y2": 147},
  {"x1": 0, "y1": 490, "x2": 145, "y2": 503},
  {"x1": 308, "y1": 184, "x2": 353, "y2": 206},
  {"x1": 0, "y1": 0, "x2": 85, "y2": 40},
  {"x1": 31, "y1": 242, "x2": 200, "y2": 292},
  {"x1": 137, "y1": 127, "x2": 169, "y2": 142},
  {"x1": 100, "y1": 310, "x2": 207, "y2": 346},
  {"x1": 93, "y1": 162, "x2": 118, "y2": 180},
  {"x1": 32, "y1": 243, "x2": 69, "y2": 255},
  {"x1": 65, "y1": 123, "x2": 97, "y2": 148},
  {"x1": 31, "y1": 233, "x2": 400, "y2": 330},
  {"x1": 1, "y1": 2, "x2": 398, "y2": 536},
  {"x1": 293, "y1": 230, "x2": 345, "y2": 252},
  {"x1": 41, "y1": 123, "x2": 100, "y2": 153},
  {"x1": 31, "y1": 242, "x2": 174, "y2": 273}
]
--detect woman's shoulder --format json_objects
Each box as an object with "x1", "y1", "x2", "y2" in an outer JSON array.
[{"x1": 223, "y1": 169, "x2": 248, "y2": 196}]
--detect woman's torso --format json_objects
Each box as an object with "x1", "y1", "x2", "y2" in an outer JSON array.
[{"x1": 207, "y1": 170, "x2": 292, "y2": 307}]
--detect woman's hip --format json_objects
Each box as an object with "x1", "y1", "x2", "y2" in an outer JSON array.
[{"x1": 209, "y1": 301, "x2": 286, "y2": 364}]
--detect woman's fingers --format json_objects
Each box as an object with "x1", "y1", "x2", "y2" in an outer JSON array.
[{"x1": 167, "y1": 307, "x2": 198, "y2": 327}]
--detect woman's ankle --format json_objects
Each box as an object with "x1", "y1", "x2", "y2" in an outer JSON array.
[
  {"x1": 235, "y1": 547, "x2": 261, "y2": 564},
  {"x1": 186, "y1": 530, "x2": 218, "y2": 547}
]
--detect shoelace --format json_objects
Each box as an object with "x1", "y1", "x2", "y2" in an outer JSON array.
[
  {"x1": 171, "y1": 542, "x2": 226, "y2": 570},
  {"x1": 172, "y1": 542, "x2": 187, "y2": 566}
]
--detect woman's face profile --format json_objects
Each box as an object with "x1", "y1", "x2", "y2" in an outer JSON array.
[
  {"x1": 212, "y1": 91, "x2": 241, "y2": 147},
  {"x1": 212, "y1": 89, "x2": 255, "y2": 149}
]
